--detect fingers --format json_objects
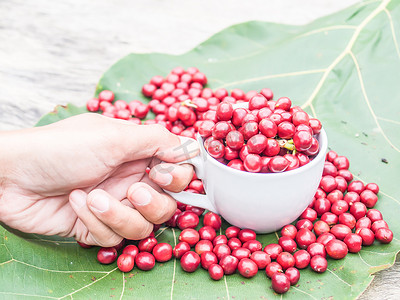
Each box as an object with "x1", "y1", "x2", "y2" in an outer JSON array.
[
  {"x1": 149, "y1": 162, "x2": 194, "y2": 193},
  {"x1": 113, "y1": 122, "x2": 200, "y2": 163},
  {"x1": 85, "y1": 189, "x2": 154, "y2": 240},
  {"x1": 127, "y1": 182, "x2": 177, "y2": 224},
  {"x1": 69, "y1": 189, "x2": 123, "y2": 247}
]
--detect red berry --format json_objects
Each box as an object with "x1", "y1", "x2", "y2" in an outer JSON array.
[
  {"x1": 320, "y1": 212, "x2": 338, "y2": 226},
  {"x1": 293, "y1": 249, "x2": 311, "y2": 269},
  {"x1": 247, "y1": 134, "x2": 268, "y2": 154},
  {"x1": 152, "y1": 243, "x2": 173, "y2": 262},
  {"x1": 316, "y1": 233, "x2": 336, "y2": 246},
  {"x1": 249, "y1": 94, "x2": 268, "y2": 110},
  {"x1": 173, "y1": 242, "x2": 191, "y2": 259},
  {"x1": 216, "y1": 102, "x2": 234, "y2": 121},
  {"x1": 330, "y1": 224, "x2": 352, "y2": 240},
  {"x1": 98, "y1": 90, "x2": 114, "y2": 102},
  {"x1": 268, "y1": 156, "x2": 290, "y2": 173},
  {"x1": 201, "y1": 251, "x2": 218, "y2": 270},
  {"x1": 213, "y1": 235, "x2": 228, "y2": 246},
  {"x1": 225, "y1": 226, "x2": 241, "y2": 239},
  {"x1": 259, "y1": 88, "x2": 273, "y2": 100},
  {"x1": 122, "y1": 245, "x2": 139, "y2": 259},
  {"x1": 208, "y1": 263, "x2": 224, "y2": 280},
  {"x1": 203, "y1": 212, "x2": 222, "y2": 230},
  {"x1": 356, "y1": 216, "x2": 372, "y2": 229},
  {"x1": 320, "y1": 175, "x2": 337, "y2": 193},
  {"x1": 273, "y1": 97, "x2": 291, "y2": 111},
  {"x1": 277, "y1": 252, "x2": 295, "y2": 270},
  {"x1": 177, "y1": 211, "x2": 200, "y2": 230},
  {"x1": 366, "y1": 209, "x2": 383, "y2": 222},
  {"x1": 238, "y1": 258, "x2": 258, "y2": 278},
  {"x1": 293, "y1": 131, "x2": 312, "y2": 151},
  {"x1": 86, "y1": 98, "x2": 100, "y2": 112},
  {"x1": 242, "y1": 240, "x2": 263, "y2": 253},
  {"x1": 307, "y1": 242, "x2": 326, "y2": 258},
  {"x1": 296, "y1": 219, "x2": 314, "y2": 231},
  {"x1": 195, "y1": 240, "x2": 214, "y2": 256},
  {"x1": 357, "y1": 228, "x2": 375, "y2": 246},
  {"x1": 295, "y1": 229, "x2": 316, "y2": 249},
  {"x1": 219, "y1": 255, "x2": 239, "y2": 275},
  {"x1": 117, "y1": 254, "x2": 135, "y2": 272},
  {"x1": 313, "y1": 220, "x2": 330, "y2": 236},
  {"x1": 138, "y1": 237, "x2": 158, "y2": 252},
  {"x1": 360, "y1": 190, "x2": 378, "y2": 208},
  {"x1": 198, "y1": 226, "x2": 217, "y2": 241},
  {"x1": 265, "y1": 262, "x2": 283, "y2": 279},
  {"x1": 97, "y1": 247, "x2": 117, "y2": 264},
  {"x1": 264, "y1": 243, "x2": 283, "y2": 260},
  {"x1": 271, "y1": 273, "x2": 291, "y2": 294},
  {"x1": 292, "y1": 111, "x2": 309, "y2": 126},
  {"x1": 343, "y1": 233, "x2": 363, "y2": 253},
  {"x1": 300, "y1": 208, "x2": 317, "y2": 222},
  {"x1": 348, "y1": 180, "x2": 365, "y2": 194},
  {"x1": 331, "y1": 200, "x2": 349, "y2": 215},
  {"x1": 281, "y1": 225, "x2": 297, "y2": 240},
  {"x1": 314, "y1": 198, "x2": 331, "y2": 216},
  {"x1": 338, "y1": 213, "x2": 356, "y2": 229},
  {"x1": 310, "y1": 255, "x2": 328, "y2": 273},
  {"x1": 179, "y1": 228, "x2": 200, "y2": 247},
  {"x1": 278, "y1": 236, "x2": 297, "y2": 253},
  {"x1": 231, "y1": 247, "x2": 251, "y2": 260},
  {"x1": 375, "y1": 228, "x2": 393, "y2": 244},
  {"x1": 227, "y1": 238, "x2": 242, "y2": 251},
  {"x1": 326, "y1": 239, "x2": 348, "y2": 259},
  {"x1": 207, "y1": 139, "x2": 225, "y2": 159},
  {"x1": 213, "y1": 244, "x2": 231, "y2": 261},
  {"x1": 371, "y1": 220, "x2": 389, "y2": 233},
  {"x1": 244, "y1": 154, "x2": 262, "y2": 173},
  {"x1": 349, "y1": 202, "x2": 367, "y2": 220},
  {"x1": 250, "y1": 251, "x2": 271, "y2": 269},
  {"x1": 181, "y1": 251, "x2": 200, "y2": 273},
  {"x1": 333, "y1": 156, "x2": 350, "y2": 170},
  {"x1": 285, "y1": 267, "x2": 300, "y2": 285},
  {"x1": 135, "y1": 252, "x2": 156, "y2": 271},
  {"x1": 365, "y1": 183, "x2": 379, "y2": 194},
  {"x1": 277, "y1": 121, "x2": 295, "y2": 139},
  {"x1": 238, "y1": 229, "x2": 257, "y2": 243}
]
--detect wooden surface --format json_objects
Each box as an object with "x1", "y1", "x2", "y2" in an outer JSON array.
[{"x1": 0, "y1": 0, "x2": 399, "y2": 299}]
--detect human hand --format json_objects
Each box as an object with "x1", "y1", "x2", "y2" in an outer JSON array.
[{"x1": 0, "y1": 114, "x2": 199, "y2": 246}]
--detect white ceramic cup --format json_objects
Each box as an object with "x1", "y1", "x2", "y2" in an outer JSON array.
[{"x1": 166, "y1": 129, "x2": 328, "y2": 233}]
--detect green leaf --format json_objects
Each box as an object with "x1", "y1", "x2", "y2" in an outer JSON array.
[{"x1": 3, "y1": 0, "x2": 400, "y2": 299}]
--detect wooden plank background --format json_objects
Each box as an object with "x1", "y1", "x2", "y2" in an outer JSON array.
[{"x1": 0, "y1": 0, "x2": 398, "y2": 299}]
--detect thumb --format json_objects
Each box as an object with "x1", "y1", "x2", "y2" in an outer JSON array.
[{"x1": 116, "y1": 123, "x2": 200, "y2": 163}]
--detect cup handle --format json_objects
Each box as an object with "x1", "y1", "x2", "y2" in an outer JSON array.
[{"x1": 163, "y1": 154, "x2": 219, "y2": 214}]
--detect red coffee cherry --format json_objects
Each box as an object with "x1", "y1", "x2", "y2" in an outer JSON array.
[
  {"x1": 181, "y1": 251, "x2": 200, "y2": 273},
  {"x1": 135, "y1": 252, "x2": 156, "y2": 271},
  {"x1": 117, "y1": 254, "x2": 135, "y2": 272},
  {"x1": 97, "y1": 247, "x2": 117, "y2": 264},
  {"x1": 208, "y1": 264, "x2": 224, "y2": 280},
  {"x1": 325, "y1": 239, "x2": 348, "y2": 259}
]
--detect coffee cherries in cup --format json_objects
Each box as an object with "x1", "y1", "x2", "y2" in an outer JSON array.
[{"x1": 198, "y1": 95, "x2": 322, "y2": 173}]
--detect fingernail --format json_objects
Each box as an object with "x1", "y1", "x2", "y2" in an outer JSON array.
[
  {"x1": 131, "y1": 187, "x2": 152, "y2": 206},
  {"x1": 89, "y1": 193, "x2": 110, "y2": 213},
  {"x1": 155, "y1": 172, "x2": 173, "y2": 186},
  {"x1": 70, "y1": 190, "x2": 87, "y2": 208}
]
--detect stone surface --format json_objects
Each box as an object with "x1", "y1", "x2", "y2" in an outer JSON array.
[{"x1": 0, "y1": 0, "x2": 398, "y2": 299}]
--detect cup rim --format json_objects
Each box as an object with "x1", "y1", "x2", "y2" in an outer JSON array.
[{"x1": 198, "y1": 128, "x2": 328, "y2": 177}]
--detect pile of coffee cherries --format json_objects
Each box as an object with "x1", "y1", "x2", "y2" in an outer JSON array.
[
  {"x1": 87, "y1": 67, "x2": 321, "y2": 173},
  {"x1": 83, "y1": 67, "x2": 393, "y2": 294}
]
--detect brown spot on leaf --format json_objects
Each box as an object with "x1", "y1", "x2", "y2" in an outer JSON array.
[
  {"x1": 381, "y1": 158, "x2": 388, "y2": 164},
  {"x1": 91, "y1": 276, "x2": 97, "y2": 281}
]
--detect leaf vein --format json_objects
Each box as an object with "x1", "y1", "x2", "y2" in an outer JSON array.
[
  {"x1": 0, "y1": 291, "x2": 58, "y2": 299},
  {"x1": 326, "y1": 268, "x2": 352, "y2": 287},
  {"x1": 170, "y1": 228, "x2": 177, "y2": 300},
  {"x1": 292, "y1": 286, "x2": 318, "y2": 300},
  {"x1": 349, "y1": 51, "x2": 400, "y2": 152},
  {"x1": 383, "y1": 8, "x2": 400, "y2": 59},
  {"x1": 302, "y1": 0, "x2": 391, "y2": 110},
  {"x1": 358, "y1": 252, "x2": 373, "y2": 267},
  {"x1": 13, "y1": 260, "x2": 110, "y2": 274},
  {"x1": 215, "y1": 69, "x2": 326, "y2": 89},
  {"x1": 59, "y1": 267, "x2": 118, "y2": 299}
]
